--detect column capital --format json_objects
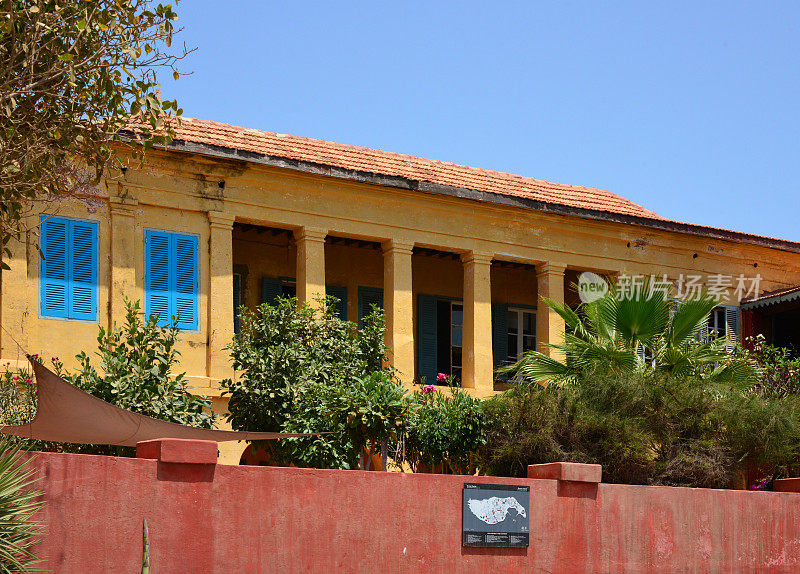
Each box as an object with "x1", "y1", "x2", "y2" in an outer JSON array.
[
  {"x1": 208, "y1": 211, "x2": 236, "y2": 229},
  {"x1": 382, "y1": 239, "x2": 415, "y2": 257},
  {"x1": 536, "y1": 261, "x2": 568, "y2": 277},
  {"x1": 461, "y1": 251, "x2": 494, "y2": 266},
  {"x1": 294, "y1": 226, "x2": 327, "y2": 243},
  {"x1": 110, "y1": 195, "x2": 138, "y2": 216}
]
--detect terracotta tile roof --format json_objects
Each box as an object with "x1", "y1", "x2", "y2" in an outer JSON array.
[{"x1": 131, "y1": 117, "x2": 662, "y2": 219}]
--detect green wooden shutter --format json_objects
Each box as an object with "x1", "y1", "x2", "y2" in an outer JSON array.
[
  {"x1": 358, "y1": 286, "x2": 383, "y2": 328},
  {"x1": 233, "y1": 273, "x2": 242, "y2": 334},
  {"x1": 261, "y1": 276, "x2": 282, "y2": 305},
  {"x1": 491, "y1": 302, "x2": 509, "y2": 371},
  {"x1": 417, "y1": 294, "x2": 438, "y2": 384},
  {"x1": 326, "y1": 285, "x2": 348, "y2": 321}
]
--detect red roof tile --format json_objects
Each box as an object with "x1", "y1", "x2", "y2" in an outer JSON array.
[{"x1": 130, "y1": 117, "x2": 662, "y2": 219}]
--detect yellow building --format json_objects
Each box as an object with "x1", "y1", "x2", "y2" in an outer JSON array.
[{"x1": 4, "y1": 117, "x2": 800, "y2": 462}]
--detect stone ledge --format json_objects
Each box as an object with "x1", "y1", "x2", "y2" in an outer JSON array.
[
  {"x1": 774, "y1": 478, "x2": 800, "y2": 493},
  {"x1": 527, "y1": 462, "x2": 602, "y2": 483},
  {"x1": 136, "y1": 439, "x2": 218, "y2": 465}
]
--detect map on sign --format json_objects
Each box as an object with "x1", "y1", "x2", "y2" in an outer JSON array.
[
  {"x1": 462, "y1": 483, "x2": 530, "y2": 548},
  {"x1": 466, "y1": 496, "x2": 527, "y2": 525}
]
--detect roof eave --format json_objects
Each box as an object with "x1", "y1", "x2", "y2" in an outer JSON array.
[
  {"x1": 122, "y1": 135, "x2": 800, "y2": 255},
  {"x1": 741, "y1": 288, "x2": 800, "y2": 310}
]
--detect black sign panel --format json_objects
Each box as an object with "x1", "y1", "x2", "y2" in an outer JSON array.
[{"x1": 462, "y1": 483, "x2": 530, "y2": 547}]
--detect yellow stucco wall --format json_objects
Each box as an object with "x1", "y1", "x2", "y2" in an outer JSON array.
[{"x1": 4, "y1": 145, "x2": 800, "y2": 462}]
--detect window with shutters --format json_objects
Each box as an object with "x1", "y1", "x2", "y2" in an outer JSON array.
[
  {"x1": 39, "y1": 215, "x2": 98, "y2": 321},
  {"x1": 450, "y1": 302, "x2": 463, "y2": 380},
  {"x1": 506, "y1": 308, "x2": 536, "y2": 362},
  {"x1": 708, "y1": 306, "x2": 727, "y2": 339},
  {"x1": 358, "y1": 286, "x2": 383, "y2": 329},
  {"x1": 145, "y1": 230, "x2": 198, "y2": 331},
  {"x1": 707, "y1": 305, "x2": 740, "y2": 350},
  {"x1": 233, "y1": 272, "x2": 243, "y2": 334},
  {"x1": 280, "y1": 280, "x2": 297, "y2": 298}
]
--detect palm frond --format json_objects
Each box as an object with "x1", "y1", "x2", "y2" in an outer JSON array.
[
  {"x1": 499, "y1": 350, "x2": 577, "y2": 384},
  {"x1": 612, "y1": 293, "x2": 671, "y2": 348},
  {"x1": 540, "y1": 297, "x2": 590, "y2": 341},
  {"x1": 0, "y1": 441, "x2": 43, "y2": 573},
  {"x1": 668, "y1": 296, "x2": 719, "y2": 346},
  {"x1": 704, "y1": 358, "x2": 761, "y2": 390}
]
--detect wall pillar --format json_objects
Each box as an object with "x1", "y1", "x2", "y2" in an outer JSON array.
[
  {"x1": 295, "y1": 227, "x2": 327, "y2": 309},
  {"x1": 382, "y1": 240, "x2": 415, "y2": 385},
  {"x1": 0, "y1": 225, "x2": 31, "y2": 362},
  {"x1": 109, "y1": 196, "x2": 139, "y2": 326},
  {"x1": 207, "y1": 211, "x2": 236, "y2": 382},
  {"x1": 461, "y1": 251, "x2": 494, "y2": 394},
  {"x1": 536, "y1": 262, "x2": 567, "y2": 359}
]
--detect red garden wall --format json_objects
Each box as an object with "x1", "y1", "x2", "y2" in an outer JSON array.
[{"x1": 28, "y1": 440, "x2": 800, "y2": 573}]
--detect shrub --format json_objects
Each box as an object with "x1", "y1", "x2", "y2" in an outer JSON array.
[
  {"x1": 402, "y1": 386, "x2": 486, "y2": 475},
  {"x1": 737, "y1": 335, "x2": 800, "y2": 398},
  {"x1": 479, "y1": 369, "x2": 800, "y2": 488},
  {"x1": 0, "y1": 367, "x2": 35, "y2": 428},
  {"x1": 0, "y1": 364, "x2": 67, "y2": 455},
  {"x1": 222, "y1": 296, "x2": 406, "y2": 469},
  {"x1": 58, "y1": 299, "x2": 214, "y2": 428}
]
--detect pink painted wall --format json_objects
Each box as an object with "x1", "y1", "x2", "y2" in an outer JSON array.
[{"x1": 28, "y1": 445, "x2": 800, "y2": 573}]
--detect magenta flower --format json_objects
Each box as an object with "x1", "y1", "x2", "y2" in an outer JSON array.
[
  {"x1": 436, "y1": 372, "x2": 447, "y2": 383},
  {"x1": 423, "y1": 384, "x2": 435, "y2": 394}
]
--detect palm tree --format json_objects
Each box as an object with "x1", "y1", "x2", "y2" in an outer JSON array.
[
  {"x1": 0, "y1": 440, "x2": 42, "y2": 573},
  {"x1": 502, "y1": 285, "x2": 758, "y2": 387}
]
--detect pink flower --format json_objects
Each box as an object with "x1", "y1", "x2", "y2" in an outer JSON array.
[
  {"x1": 436, "y1": 373, "x2": 447, "y2": 384},
  {"x1": 423, "y1": 384, "x2": 435, "y2": 394}
]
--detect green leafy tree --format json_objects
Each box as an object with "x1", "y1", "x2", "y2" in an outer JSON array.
[
  {"x1": 402, "y1": 387, "x2": 486, "y2": 475},
  {"x1": 329, "y1": 372, "x2": 409, "y2": 471},
  {"x1": 0, "y1": 0, "x2": 185, "y2": 266},
  {"x1": 0, "y1": 440, "x2": 42, "y2": 573},
  {"x1": 503, "y1": 286, "x2": 758, "y2": 387},
  {"x1": 222, "y1": 297, "x2": 407, "y2": 470}
]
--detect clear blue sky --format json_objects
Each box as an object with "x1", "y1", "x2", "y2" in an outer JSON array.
[{"x1": 165, "y1": 1, "x2": 800, "y2": 241}]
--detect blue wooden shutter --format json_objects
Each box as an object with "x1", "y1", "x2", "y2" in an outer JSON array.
[
  {"x1": 145, "y1": 230, "x2": 172, "y2": 326},
  {"x1": 173, "y1": 233, "x2": 198, "y2": 330},
  {"x1": 417, "y1": 294, "x2": 438, "y2": 384},
  {"x1": 68, "y1": 220, "x2": 97, "y2": 321},
  {"x1": 358, "y1": 286, "x2": 384, "y2": 328},
  {"x1": 491, "y1": 302, "x2": 508, "y2": 371},
  {"x1": 40, "y1": 216, "x2": 69, "y2": 318},
  {"x1": 326, "y1": 285, "x2": 348, "y2": 321},
  {"x1": 261, "y1": 276, "x2": 282, "y2": 305}
]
